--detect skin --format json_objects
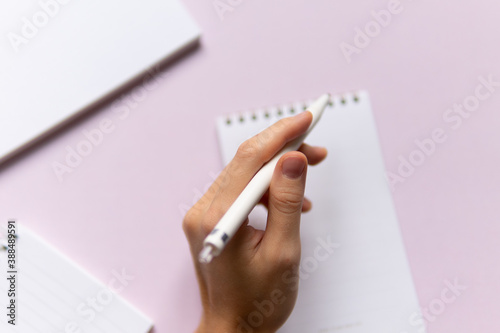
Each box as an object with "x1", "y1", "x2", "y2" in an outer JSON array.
[{"x1": 183, "y1": 112, "x2": 328, "y2": 333}]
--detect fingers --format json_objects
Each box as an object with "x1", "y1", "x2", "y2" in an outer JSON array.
[
  {"x1": 261, "y1": 151, "x2": 308, "y2": 257},
  {"x1": 200, "y1": 112, "x2": 313, "y2": 229},
  {"x1": 298, "y1": 144, "x2": 328, "y2": 166},
  {"x1": 257, "y1": 144, "x2": 325, "y2": 212},
  {"x1": 302, "y1": 197, "x2": 312, "y2": 212}
]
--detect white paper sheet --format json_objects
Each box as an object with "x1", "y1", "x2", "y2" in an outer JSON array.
[
  {"x1": 0, "y1": 0, "x2": 200, "y2": 161},
  {"x1": 0, "y1": 224, "x2": 153, "y2": 332}
]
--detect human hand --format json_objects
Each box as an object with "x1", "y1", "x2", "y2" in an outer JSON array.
[{"x1": 183, "y1": 111, "x2": 328, "y2": 333}]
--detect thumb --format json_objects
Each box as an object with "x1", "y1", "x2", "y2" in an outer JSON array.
[{"x1": 261, "y1": 151, "x2": 307, "y2": 258}]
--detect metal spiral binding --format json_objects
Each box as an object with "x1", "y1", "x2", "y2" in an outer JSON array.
[{"x1": 224, "y1": 92, "x2": 360, "y2": 126}]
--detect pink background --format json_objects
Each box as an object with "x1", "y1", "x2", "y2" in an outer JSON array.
[{"x1": 1, "y1": 0, "x2": 499, "y2": 332}]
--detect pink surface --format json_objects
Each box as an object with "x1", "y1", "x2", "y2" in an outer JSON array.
[{"x1": 1, "y1": 0, "x2": 499, "y2": 332}]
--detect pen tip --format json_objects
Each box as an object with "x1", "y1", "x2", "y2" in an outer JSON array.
[{"x1": 199, "y1": 245, "x2": 214, "y2": 264}]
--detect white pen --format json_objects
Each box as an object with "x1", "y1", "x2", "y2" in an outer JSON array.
[{"x1": 199, "y1": 94, "x2": 330, "y2": 264}]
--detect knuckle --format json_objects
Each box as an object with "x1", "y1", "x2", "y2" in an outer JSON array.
[
  {"x1": 224, "y1": 163, "x2": 245, "y2": 184},
  {"x1": 235, "y1": 139, "x2": 261, "y2": 160},
  {"x1": 270, "y1": 246, "x2": 301, "y2": 268},
  {"x1": 271, "y1": 190, "x2": 304, "y2": 216},
  {"x1": 182, "y1": 207, "x2": 201, "y2": 236}
]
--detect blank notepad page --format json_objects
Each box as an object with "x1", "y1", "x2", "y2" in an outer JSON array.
[{"x1": 216, "y1": 91, "x2": 425, "y2": 333}]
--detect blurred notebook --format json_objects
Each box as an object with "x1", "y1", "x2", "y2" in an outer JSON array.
[
  {"x1": 0, "y1": 0, "x2": 200, "y2": 162},
  {"x1": 0, "y1": 223, "x2": 152, "y2": 332},
  {"x1": 216, "y1": 91, "x2": 426, "y2": 333}
]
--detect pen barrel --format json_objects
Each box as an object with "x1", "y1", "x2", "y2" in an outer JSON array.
[
  {"x1": 202, "y1": 95, "x2": 329, "y2": 259},
  {"x1": 202, "y1": 136, "x2": 305, "y2": 255}
]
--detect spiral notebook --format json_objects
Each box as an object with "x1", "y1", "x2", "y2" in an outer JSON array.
[
  {"x1": 216, "y1": 91, "x2": 426, "y2": 333},
  {"x1": 0, "y1": 223, "x2": 152, "y2": 333}
]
